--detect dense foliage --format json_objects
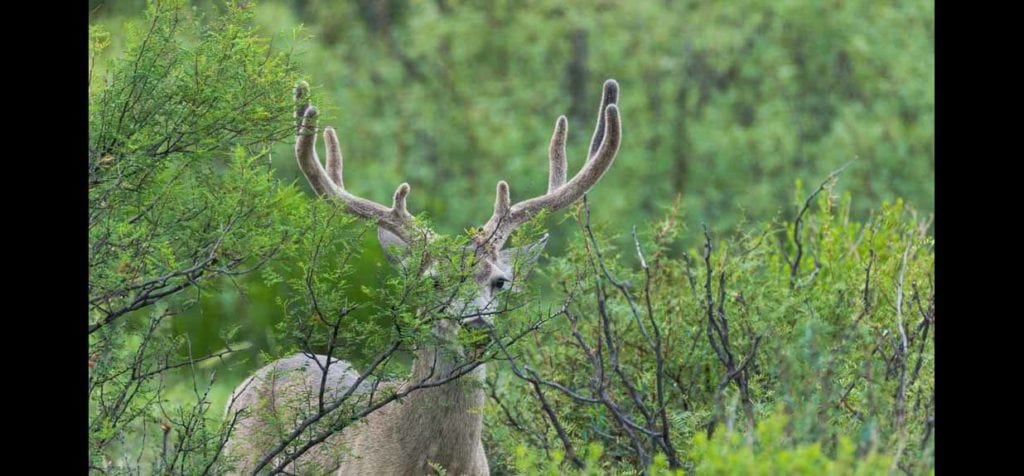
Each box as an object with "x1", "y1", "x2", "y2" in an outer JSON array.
[
  {"x1": 88, "y1": 1, "x2": 933, "y2": 474},
  {"x1": 261, "y1": 0, "x2": 934, "y2": 238},
  {"x1": 89, "y1": 1, "x2": 303, "y2": 471},
  {"x1": 488, "y1": 191, "x2": 934, "y2": 474},
  {"x1": 94, "y1": 0, "x2": 935, "y2": 238}
]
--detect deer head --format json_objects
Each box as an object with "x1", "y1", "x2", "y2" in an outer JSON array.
[
  {"x1": 293, "y1": 79, "x2": 621, "y2": 339},
  {"x1": 222, "y1": 80, "x2": 623, "y2": 475}
]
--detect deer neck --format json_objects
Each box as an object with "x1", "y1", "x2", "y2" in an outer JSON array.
[
  {"x1": 383, "y1": 342, "x2": 485, "y2": 471},
  {"x1": 405, "y1": 343, "x2": 486, "y2": 422}
]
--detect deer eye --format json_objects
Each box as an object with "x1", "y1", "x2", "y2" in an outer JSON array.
[{"x1": 492, "y1": 277, "x2": 510, "y2": 292}]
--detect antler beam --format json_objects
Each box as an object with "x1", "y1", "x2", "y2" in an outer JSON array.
[
  {"x1": 475, "y1": 79, "x2": 622, "y2": 253},
  {"x1": 294, "y1": 81, "x2": 422, "y2": 243}
]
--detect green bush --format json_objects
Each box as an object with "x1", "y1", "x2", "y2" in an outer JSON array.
[
  {"x1": 485, "y1": 182, "x2": 933, "y2": 474},
  {"x1": 88, "y1": 1, "x2": 302, "y2": 471},
  {"x1": 688, "y1": 410, "x2": 894, "y2": 475}
]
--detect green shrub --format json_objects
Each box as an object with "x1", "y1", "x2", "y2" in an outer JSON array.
[
  {"x1": 688, "y1": 410, "x2": 894, "y2": 475},
  {"x1": 88, "y1": 1, "x2": 302, "y2": 471},
  {"x1": 485, "y1": 180, "x2": 933, "y2": 474}
]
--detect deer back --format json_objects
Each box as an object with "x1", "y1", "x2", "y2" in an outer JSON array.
[{"x1": 222, "y1": 353, "x2": 373, "y2": 474}]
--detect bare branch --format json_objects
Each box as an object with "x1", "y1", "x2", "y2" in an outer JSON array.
[{"x1": 789, "y1": 162, "x2": 853, "y2": 282}]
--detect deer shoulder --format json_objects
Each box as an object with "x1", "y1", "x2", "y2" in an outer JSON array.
[{"x1": 222, "y1": 353, "x2": 375, "y2": 475}]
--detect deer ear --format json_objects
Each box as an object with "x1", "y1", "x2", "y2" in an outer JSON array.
[
  {"x1": 499, "y1": 233, "x2": 549, "y2": 278},
  {"x1": 377, "y1": 227, "x2": 411, "y2": 269}
]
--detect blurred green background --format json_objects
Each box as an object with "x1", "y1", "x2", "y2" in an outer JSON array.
[
  {"x1": 89, "y1": 0, "x2": 933, "y2": 453},
  {"x1": 91, "y1": 0, "x2": 934, "y2": 237}
]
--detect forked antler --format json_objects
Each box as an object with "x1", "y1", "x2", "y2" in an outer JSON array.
[
  {"x1": 474, "y1": 79, "x2": 622, "y2": 254},
  {"x1": 293, "y1": 79, "x2": 621, "y2": 254},
  {"x1": 293, "y1": 81, "x2": 424, "y2": 244}
]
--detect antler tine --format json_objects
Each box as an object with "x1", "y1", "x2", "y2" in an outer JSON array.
[
  {"x1": 548, "y1": 116, "x2": 568, "y2": 192},
  {"x1": 324, "y1": 126, "x2": 344, "y2": 187},
  {"x1": 494, "y1": 181, "x2": 511, "y2": 218},
  {"x1": 294, "y1": 80, "x2": 311, "y2": 133},
  {"x1": 588, "y1": 79, "x2": 619, "y2": 161},
  {"x1": 295, "y1": 106, "x2": 336, "y2": 197},
  {"x1": 294, "y1": 82, "x2": 420, "y2": 242},
  {"x1": 392, "y1": 182, "x2": 411, "y2": 217},
  {"x1": 476, "y1": 80, "x2": 622, "y2": 253}
]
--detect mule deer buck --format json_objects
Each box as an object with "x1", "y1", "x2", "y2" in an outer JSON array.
[{"x1": 221, "y1": 78, "x2": 622, "y2": 475}]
